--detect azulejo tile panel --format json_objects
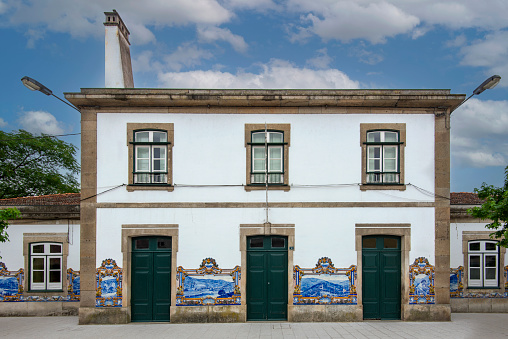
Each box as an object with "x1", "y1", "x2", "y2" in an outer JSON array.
[
  {"x1": 0, "y1": 262, "x2": 80, "y2": 302},
  {"x1": 96, "y1": 259, "x2": 122, "y2": 307},
  {"x1": 176, "y1": 258, "x2": 241, "y2": 306},
  {"x1": 293, "y1": 257, "x2": 357, "y2": 305},
  {"x1": 450, "y1": 265, "x2": 508, "y2": 298},
  {"x1": 409, "y1": 257, "x2": 435, "y2": 304}
]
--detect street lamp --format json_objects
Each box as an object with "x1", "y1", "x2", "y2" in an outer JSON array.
[
  {"x1": 21, "y1": 76, "x2": 80, "y2": 113},
  {"x1": 451, "y1": 75, "x2": 501, "y2": 114}
]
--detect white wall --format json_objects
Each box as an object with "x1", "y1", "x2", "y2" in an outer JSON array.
[
  {"x1": 0, "y1": 222, "x2": 80, "y2": 271},
  {"x1": 95, "y1": 113, "x2": 436, "y2": 204},
  {"x1": 96, "y1": 207, "x2": 435, "y2": 269}
]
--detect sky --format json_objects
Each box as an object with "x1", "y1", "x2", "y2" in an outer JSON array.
[{"x1": 0, "y1": 0, "x2": 507, "y2": 193}]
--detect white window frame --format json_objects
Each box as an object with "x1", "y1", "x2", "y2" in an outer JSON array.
[
  {"x1": 468, "y1": 240, "x2": 499, "y2": 288},
  {"x1": 250, "y1": 131, "x2": 284, "y2": 184},
  {"x1": 133, "y1": 130, "x2": 168, "y2": 184},
  {"x1": 366, "y1": 130, "x2": 400, "y2": 184},
  {"x1": 30, "y1": 242, "x2": 63, "y2": 291}
]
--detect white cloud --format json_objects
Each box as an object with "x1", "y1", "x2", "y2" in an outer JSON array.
[
  {"x1": 0, "y1": 1, "x2": 8, "y2": 14},
  {"x1": 158, "y1": 59, "x2": 360, "y2": 89},
  {"x1": 459, "y1": 31, "x2": 508, "y2": 86},
  {"x1": 446, "y1": 34, "x2": 467, "y2": 48},
  {"x1": 164, "y1": 42, "x2": 214, "y2": 72},
  {"x1": 17, "y1": 111, "x2": 66, "y2": 135},
  {"x1": 197, "y1": 26, "x2": 248, "y2": 53},
  {"x1": 451, "y1": 98, "x2": 508, "y2": 168},
  {"x1": 24, "y1": 28, "x2": 45, "y2": 48},
  {"x1": 0, "y1": 117, "x2": 7, "y2": 128},
  {"x1": 348, "y1": 43, "x2": 383, "y2": 65},
  {"x1": 222, "y1": 0, "x2": 279, "y2": 11},
  {"x1": 306, "y1": 48, "x2": 332, "y2": 69},
  {"x1": 3, "y1": 0, "x2": 233, "y2": 46}
]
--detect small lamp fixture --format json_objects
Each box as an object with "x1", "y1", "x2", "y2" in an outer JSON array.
[
  {"x1": 21, "y1": 76, "x2": 80, "y2": 112},
  {"x1": 451, "y1": 75, "x2": 501, "y2": 114}
]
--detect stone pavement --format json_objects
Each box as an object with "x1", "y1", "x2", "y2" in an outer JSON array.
[{"x1": 1, "y1": 313, "x2": 507, "y2": 339}]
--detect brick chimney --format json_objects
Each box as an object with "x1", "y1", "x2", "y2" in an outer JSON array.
[{"x1": 104, "y1": 10, "x2": 134, "y2": 88}]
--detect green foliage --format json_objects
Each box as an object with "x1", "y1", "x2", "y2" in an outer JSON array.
[
  {"x1": 0, "y1": 130, "x2": 80, "y2": 199},
  {"x1": 468, "y1": 166, "x2": 508, "y2": 247},
  {"x1": 0, "y1": 208, "x2": 20, "y2": 243}
]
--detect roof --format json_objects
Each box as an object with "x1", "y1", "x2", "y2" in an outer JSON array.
[
  {"x1": 0, "y1": 193, "x2": 81, "y2": 206},
  {"x1": 450, "y1": 192, "x2": 484, "y2": 205}
]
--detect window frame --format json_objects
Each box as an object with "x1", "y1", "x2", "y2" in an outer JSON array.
[
  {"x1": 467, "y1": 240, "x2": 499, "y2": 288},
  {"x1": 360, "y1": 123, "x2": 406, "y2": 191},
  {"x1": 245, "y1": 124, "x2": 290, "y2": 191},
  {"x1": 29, "y1": 242, "x2": 63, "y2": 291},
  {"x1": 127, "y1": 123, "x2": 174, "y2": 191}
]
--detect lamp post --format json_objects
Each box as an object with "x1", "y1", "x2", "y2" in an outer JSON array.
[
  {"x1": 451, "y1": 75, "x2": 501, "y2": 114},
  {"x1": 21, "y1": 76, "x2": 80, "y2": 113}
]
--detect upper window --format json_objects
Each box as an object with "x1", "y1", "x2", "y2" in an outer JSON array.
[
  {"x1": 366, "y1": 130, "x2": 400, "y2": 184},
  {"x1": 468, "y1": 240, "x2": 498, "y2": 288},
  {"x1": 360, "y1": 124, "x2": 406, "y2": 190},
  {"x1": 127, "y1": 123, "x2": 174, "y2": 191},
  {"x1": 30, "y1": 242, "x2": 63, "y2": 291},
  {"x1": 245, "y1": 124, "x2": 290, "y2": 191}
]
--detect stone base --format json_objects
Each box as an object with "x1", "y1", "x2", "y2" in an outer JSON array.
[
  {"x1": 79, "y1": 307, "x2": 130, "y2": 324},
  {"x1": 288, "y1": 305, "x2": 363, "y2": 322},
  {"x1": 0, "y1": 301, "x2": 79, "y2": 317},
  {"x1": 170, "y1": 305, "x2": 246, "y2": 323},
  {"x1": 402, "y1": 304, "x2": 451, "y2": 321},
  {"x1": 451, "y1": 298, "x2": 508, "y2": 313}
]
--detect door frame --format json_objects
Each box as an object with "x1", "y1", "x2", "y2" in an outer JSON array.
[
  {"x1": 240, "y1": 223, "x2": 294, "y2": 320},
  {"x1": 121, "y1": 224, "x2": 179, "y2": 320},
  {"x1": 355, "y1": 224, "x2": 411, "y2": 319}
]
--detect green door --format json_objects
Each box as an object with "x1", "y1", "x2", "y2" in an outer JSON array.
[
  {"x1": 362, "y1": 235, "x2": 401, "y2": 320},
  {"x1": 131, "y1": 237, "x2": 172, "y2": 322},
  {"x1": 247, "y1": 236, "x2": 288, "y2": 321}
]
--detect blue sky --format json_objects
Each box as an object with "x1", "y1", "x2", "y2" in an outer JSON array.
[{"x1": 1, "y1": 0, "x2": 507, "y2": 193}]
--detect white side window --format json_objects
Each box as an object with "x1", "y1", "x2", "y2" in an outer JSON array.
[
  {"x1": 468, "y1": 240, "x2": 498, "y2": 288},
  {"x1": 30, "y1": 243, "x2": 63, "y2": 291}
]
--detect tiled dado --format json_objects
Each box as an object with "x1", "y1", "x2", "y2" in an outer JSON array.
[{"x1": 450, "y1": 265, "x2": 508, "y2": 298}]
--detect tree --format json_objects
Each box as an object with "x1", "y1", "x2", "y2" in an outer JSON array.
[
  {"x1": 0, "y1": 208, "x2": 20, "y2": 258},
  {"x1": 468, "y1": 165, "x2": 508, "y2": 247},
  {"x1": 0, "y1": 130, "x2": 80, "y2": 199}
]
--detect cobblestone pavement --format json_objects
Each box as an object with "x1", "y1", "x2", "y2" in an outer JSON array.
[{"x1": 1, "y1": 313, "x2": 507, "y2": 339}]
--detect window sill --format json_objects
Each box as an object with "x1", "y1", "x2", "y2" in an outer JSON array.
[
  {"x1": 27, "y1": 289, "x2": 64, "y2": 293},
  {"x1": 245, "y1": 185, "x2": 290, "y2": 192},
  {"x1": 127, "y1": 185, "x2": 174, "y2": 192},
  {"x1": 360, "y1": 184, "x2": 406, "y2": 191}
]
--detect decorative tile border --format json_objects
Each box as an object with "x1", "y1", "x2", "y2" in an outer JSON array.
[
  {"x1": 0, "y1": 262, "x2": 23, "y2": 301},
  {"x1": 96, "y1": 259, "x2": 122, "y2": 307},
  {"x1": 293, "y1": 257, "x2": 357, "y2": 305},
  {"x1": 67, "y1": 268, "x2": 80, "y2": 301},
  {"x1": 409, "y1": 257, "x2": 435, "y2": 304},
  {"x1": 176, "y1": 258, "x2": 241, "y2": 306},
  {"x1": 450, "y1": 265, "x2": 508, "y2": 298}
]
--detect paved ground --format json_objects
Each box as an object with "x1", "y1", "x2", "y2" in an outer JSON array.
[{"x1": 1, "y1": 313, "x2": 507, "y2": 339}]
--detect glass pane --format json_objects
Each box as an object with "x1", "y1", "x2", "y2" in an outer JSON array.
[
  {"x1": 49, "y1": 270, "x2": 61, "y2": 283},
  {"x1": 49, "y1": 258, "x2": 61, "y2": 270},
  {"x1": 269, "y1": 132, "x2": 283, "y2": 143},
  {"x1": 485, "y1": 268, "x2": 496, "y2": 280},
  {"x1": 137, "y1": 147, "x2": 149, "y2": 158},
  {"x1": 485, "y1": 255, "x2": 497, "y2": 267},
  {"x1": 269, "y1": 147, "x2": 281, "y2": 159},
  {"x1": 485, "y1": 242, "x2": 497, "y2": 251},
  {"x1": 153, "y1": 147, "x2": 160, "y2": 158},
  {"x1": 384, "y1": 159, "x2": 396, "y2": 171},
  {"x1": 253, "y1": 159, "x2": 265, "y2": 171},
  {"x1": 469, "y1": 242, "x2": 480, "y2": 251},
  {"x1": 384, "y1": 147, "x2": 396, "y2": 158},
  {"x1": 32, "y1": 258, "x2": 44, "y2": 270},
  {"x1": 383, "y1": 173, "x2": 398, "y2": 183},
  {"x1": 268, "y1": 173, "x2": 283, "y2": 183},
  {"x1": 384, "y1": 132, "x2": 398, "y2": 142},
  {"x1": 384, "y1": 238, "x2": 398, "y2": 249},
  {"x1": 368, "y1": 147, "x2": 380, "y2": 159},
  {"x1": 252, "y1": 132, "x2": 265, "y2": 143},
  {"x1": 33, "y1": 271, "x2": 44, "y2": 283},
  {"x1": 153, "y1": 160, "x2": 162, "y2": 171},
  {"x1": 272, "y1": 238, "x2": 285, "y2": 248},
  {"x1": 135, "y1": 173, "x2": 149, "y2": 183},
  {"x1": 137, "y1": 159, "x2": 149, "y2": 171},
  {"x1": 249, "y1": 237, "x2": 263, "y2": 248},
  {"x1": 135, "y1": 239, "x2": 149, "y2": 249},
  {"x1": 158, "y1": 238, "x2": 171, "y2": 249},
  {"x1": 253, "y1": 148, "x2": 265, "y2": 158},
  {"x1": 251, "y1": 174, "x2": 265, "y2": 183},
  {"x1": 367, "y1": 132, "x2": 380, "y2": 142},
  {"x1": 153, "y1": 174, "x2": 166, "y2": 183},
  {"x1": 153, "y1": 132, "x2": 167, "y2": 142},
  {"x1": 363, "y1": 238, "x2": 376, "y2": 248},
  {"x1": 470, "y1": 255, "x2": 480, "y2": 267},
  {"x1": 367, "y1": 173, "x2": 381, "y2": 183},
  {"x1": 270, "y1": 159, "x2": 282, "y2": 171},
  {"x1": 470, "y1": 268, "x2": 480, "y2": 280},
  {"x1": 32, "y1": 244, "x2": 44, "y2": 254},
  {"x1": 135, "y1": 132, "x2": 149, "y2": 142},
  {"x1": 50, "y1": 244, "x2": 61, "y2": 254}
]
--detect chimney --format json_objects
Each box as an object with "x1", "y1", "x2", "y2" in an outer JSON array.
[{"x1": 104, "y1": 10, "x2": 134, "y2": 88}]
